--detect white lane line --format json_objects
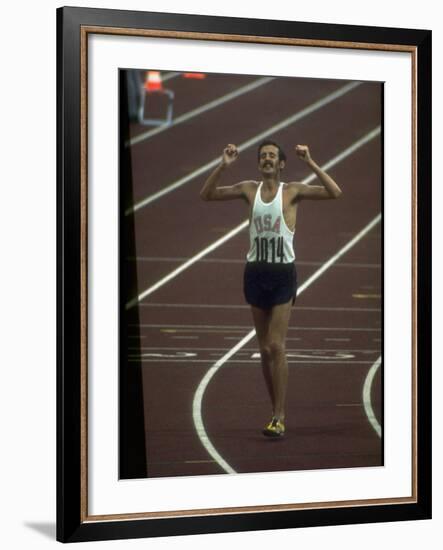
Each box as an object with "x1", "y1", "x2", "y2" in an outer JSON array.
[
  {"x1": 192, "y1": 331, "x2": 254, "y2": 474},
  {"x1": 300, "y1": 307, "x2": 380, "y2": 312},
  {"x1": 162, "y1": 72, "x2": 181, "y2": 82},
  {"x1": 136, "y1": 324, "x2": 380, "y2": 332},
  {"x1": 131, "y1": 347, "x2": 236, "y2": 351},
  {"x1": 129, "y1": 77, "x2": 274, "y2": 146},
  {"x1": 303, "y1": 127, "x2": 381, "y2": 184},
  {"x1": 225, "y1": 336, "x2": 264, "y2": 340},
  {"x1": 362, "y1": 356, "x2": 382, "y2": 437},
  {"x1": 137, "y1": 302, "x2": 380, "y2": 312},
  {"x1": 192, "y1": 213, "x2": 381, "y2": 473},
  {"x1": 139, "y1": 302, "x2": 251, "y2": 309},
  {"x1": 126, "y1": 82, "x2": 361, "y2": 214},
  {"x1": 130, "y1": 257, "x2": 381, "y2": 269},
  {"x1": 126, "y1": 125, "x2": 381, "y2": 309},
  {"x1": 130, "y1": 346, "x2": 380, "y2": 353},
  {"x1": 132, "y1": 359, "x2": 378, "y2": 365},
  {"x1": 125, "y1": 223, "x2": 248, "y2": 309},
  {"x1": 227, "y1": 336, "x2": 300, "y2": 341}
]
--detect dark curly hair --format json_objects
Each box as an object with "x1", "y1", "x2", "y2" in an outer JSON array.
[{"x1": 257, "y1": 140, "x2": 287, "y2": 163}]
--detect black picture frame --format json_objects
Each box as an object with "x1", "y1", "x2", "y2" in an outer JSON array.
[{"x1": 57, "y1": 6, "x2": 432, "y2": 543}]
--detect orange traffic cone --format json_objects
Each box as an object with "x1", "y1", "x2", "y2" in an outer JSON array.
[
  {"x1": 183, "y1": 72, "x2": 206, "y2": 80},
  {"x1": 144, "y1": 71, "x2": 163, "y2": 92}
]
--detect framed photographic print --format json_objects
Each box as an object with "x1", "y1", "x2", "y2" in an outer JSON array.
[{"x1": 57, "y1": 6, "x2": 431, "y2": 543}]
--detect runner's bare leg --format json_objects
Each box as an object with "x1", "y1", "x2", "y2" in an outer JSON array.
[
  {"x1": 266, "y1": 300, "x2": 292, "y2": 420},
  {"x1": 251, "y1": 299, "x2": 292, "y2": 420},
  {"x1": 251, "y1": 306, "x2": 275, "y2": 415}
]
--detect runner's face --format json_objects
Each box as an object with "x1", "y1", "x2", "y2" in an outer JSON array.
[{"x1": 259, "y1": 145, "x2": 284, "y2": 175}]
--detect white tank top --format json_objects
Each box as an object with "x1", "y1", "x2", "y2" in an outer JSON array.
[{"x1": 246, "y1": 182, "x2": 295, "y2": 264}]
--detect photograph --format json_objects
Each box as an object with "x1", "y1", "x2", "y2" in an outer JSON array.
[
  {"x1": 54, "y1": 4, "x2": 431, "y2": 543},
  {"x1": 0, "y1": 0, "x2": 437, "y2": 547},
  {"x1": 0, "y1": 0, "x2": 438, "y2": 545},
  {"x1": 120, "y1": 68, "x2": 384, "y2": 480}
]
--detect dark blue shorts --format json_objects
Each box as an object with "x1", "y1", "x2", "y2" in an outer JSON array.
[{"x1": 243, "y1": 262, "x2": 297, "y2": 310}]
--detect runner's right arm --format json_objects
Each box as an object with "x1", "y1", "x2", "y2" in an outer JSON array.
[{"x1": 200, "y1": 144, "x2": 250, "y2": 201}]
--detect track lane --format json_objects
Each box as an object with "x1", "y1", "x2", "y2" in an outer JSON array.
[
  {"x1": 123, "y1": 74, "x2": 383, "y2": 478},
  {"x1": 130, "y1": 135, "x2": 381, "y2": 299},
  {"x1": 200, "y1": 229, "x2": 382, "y2": 473},
  {"x1": 128, "y1": 87, "x2": 381, "y2": 277},
  {"x1": 136, "y1": 217, "x2": 381, "y2": 475},
  {"x1": 128, "y1": 78, "x2": 355, "y2": 205}
]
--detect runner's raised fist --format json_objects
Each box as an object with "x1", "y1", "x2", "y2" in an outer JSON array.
[
  {"x1": 222, "y1": 144, "x2": 239, "y2": 166},
  {"x1": 295, "y1": 145, "x2": 311, "y2": 163}
]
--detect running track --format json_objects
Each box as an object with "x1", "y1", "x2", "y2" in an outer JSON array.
[{"x1": 123, "y1": 71, "x2": 382, "y2": 478}]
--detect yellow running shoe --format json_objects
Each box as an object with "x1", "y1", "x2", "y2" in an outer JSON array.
[{"x1": 262, "y1": 417, "x2": 285, "y2": 437}]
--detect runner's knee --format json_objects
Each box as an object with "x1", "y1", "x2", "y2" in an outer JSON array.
[
  {"x1": 260, "y1": 345, "x2": 272, "y2": 361},
  {"x1": 269, "y1": 340, "x2": 285, "y2": 357},
  {"x1": 261, "y1": 341, "x2": 285, "y2": 359}
]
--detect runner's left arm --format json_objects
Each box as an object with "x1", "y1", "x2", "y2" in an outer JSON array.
[{"x1": 292, "y1": 145, "x2": 342, "y2": 200}]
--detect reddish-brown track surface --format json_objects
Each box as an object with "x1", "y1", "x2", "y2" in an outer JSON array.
[{"x1": 124, "y1": 70, "x2": 382, "y2": 478}]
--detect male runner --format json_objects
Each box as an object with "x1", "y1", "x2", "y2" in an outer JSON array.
[{"x1": 200, "y1": 141, "x2": 342, "y2": 437}]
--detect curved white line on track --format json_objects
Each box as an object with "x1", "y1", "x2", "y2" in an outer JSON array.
[
  {"x1": 192, "y1": 214, "x2": 381, "y2": 473},
  {"x1": 128, "y1": 77, "x2": 274, "y2": 146},
  {"x1": 125, "y1": 81, "x2": 361, "y2": 215},
  {"x1": 362, "y1": 356, "x2": 382, "y2": 437},
  {"x1": 191, "y1": 332, "x2": 254, "y2": 475}
]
